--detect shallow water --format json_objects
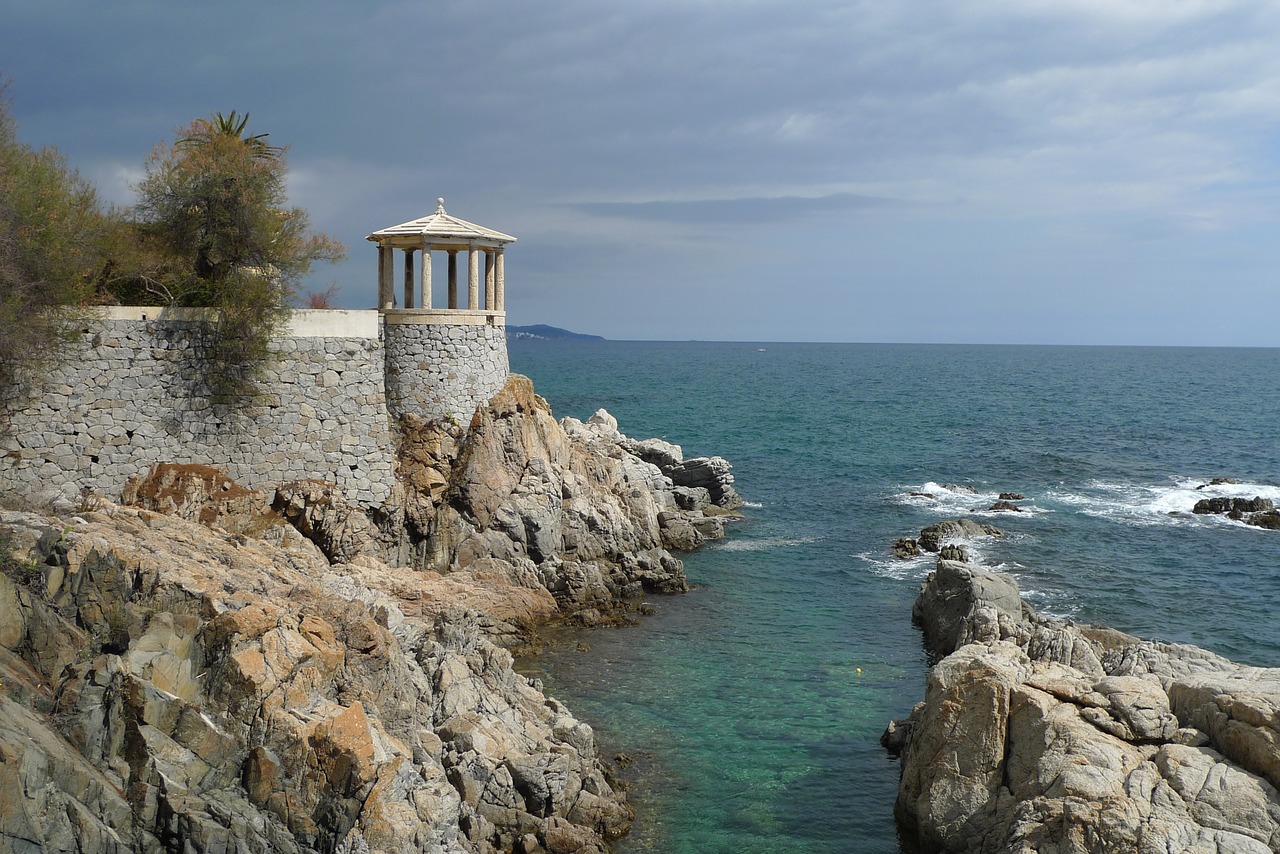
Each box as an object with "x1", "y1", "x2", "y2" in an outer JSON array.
[{"x1": 510, "y1": 340, "x2": 1280, "y2": 853}]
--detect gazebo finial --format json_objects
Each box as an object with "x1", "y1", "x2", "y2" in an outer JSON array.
[{"x1": 436, "y1": 197, "x2": 446, "y2": 214}]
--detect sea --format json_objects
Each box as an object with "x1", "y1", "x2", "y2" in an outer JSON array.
[{"x1": 507, "y1": 340, "x2": 1280, "y2": 854}]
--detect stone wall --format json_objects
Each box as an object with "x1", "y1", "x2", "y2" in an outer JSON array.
[
  {"x1": 384, "y1": 311, "x2": 509, "y2": 423},
  {"x1": 0, "y1": 308, "x2": 511, "y2": 509}
]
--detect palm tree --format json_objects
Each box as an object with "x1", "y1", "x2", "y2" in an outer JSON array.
[{"x1": 178, "y1": 111, "x2": 283, "y2": 161}]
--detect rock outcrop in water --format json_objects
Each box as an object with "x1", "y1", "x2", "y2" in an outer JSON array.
[
  {"x1": 1191, "y1": 495, "x2": 1280, "y2": 530},
  {"x1": 0, "y1": 374, "x2": 742, "y2": 853},
  {"x1": 886, "y1": 553, "x2": 1280, "y2": 853},
  {"x1": 892, "y1": 519, "x2": 1005, "y2": 560}
]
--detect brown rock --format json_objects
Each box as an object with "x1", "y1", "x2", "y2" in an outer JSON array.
[{"x1": 310, "y1": 701, "x2": 378, "y2": 795}]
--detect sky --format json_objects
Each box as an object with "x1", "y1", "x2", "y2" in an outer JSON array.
[{"x1": 4, "y1": 0, "x2": 1280, "y2": 344}]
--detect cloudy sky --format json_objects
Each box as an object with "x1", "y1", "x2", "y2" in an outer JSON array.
[{"x1": 5, "y1": 0, "x2": 1280, "y2": 344}]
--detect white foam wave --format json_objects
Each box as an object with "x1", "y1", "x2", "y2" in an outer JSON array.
[
  {"x1": 714, "y1": 535, "x2": 818, "y2": 553},
  {"x1": 855, "y1": 550, "x2": 933, "y2": 581},
  {"x1": 892, "y1": 481, "x2": 1046, "y2": 517},
  {"x1": 742, "y1": 501, "x2": 765, "y2": 509},
  {"x1": 1047, "y1": 477, "x2": 1280, "y2": 528}
]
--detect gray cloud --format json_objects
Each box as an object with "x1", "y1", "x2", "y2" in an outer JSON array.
[
  {"x1": 4, "y1": 0, "x2": 1280, "y2": 343},
  {"x1": 568, "y1": 193, "x2": 894, "y2": 225}
]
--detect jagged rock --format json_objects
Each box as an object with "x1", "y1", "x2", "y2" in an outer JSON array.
[
  {"x1": 1196, "y1": 477, "x2": 1241, "y2": 489},
  {"x1": 1248, "y1": 511, "x2": 1280, "y2": 530},
  {"x1": 657, "y1": 511, "x2": 703, "y2": 551},
  {"x1": 880, "y1": 713, "x2": 919, "y2": 757},
  {"x1": 916, "y1": 518, "x2": 1004, "y2": 553},
  {"x1": 672, "y1": 486, "x2": 710, "y2": 512},
  {"x1": 440, "y1": 377, "x2": 690, "y2": 607},
  {"x1": 273, "y1": 479, "x2": 385, "y2": 564},
  {"x1": 938, "y1": 544, "x2": 969, "y2": 563},
  {"x1": 665, "y1": 457, "x2": 743, "y2": 510},
  {"x1": 1192, "y1": 495, "x2": 1275, "y2": 515},
  {"x1": 0, "y1": 504, "x2": 632, "y2": 854},
  {"x1": 0, "y1": 371, "x2": 744, "y2": 854},
  {"x1": 912, "y1": 559, "x2": 1023, "y2": 657},
  {"x1": 688, "y1": 513, "x2": 724, "y2": 540},
  {"x1": 998, "y1": 492, "x2": 1024, "y2": 501},
  {"x1": 942, "y1": 484, "x2": 977, "y2": 494},
  {"x1": 621, "y1": 437, "x2": 683, "y2": 471},
  {"x1": 892, "y1": 538, "x2": 921, "y2": 559},
  {"x1": 890, "y1": 551, "x2": 1280, "y2": 853},
  {"x1": 987, "y1": 500, "x2": 1021, "y2": 512}
]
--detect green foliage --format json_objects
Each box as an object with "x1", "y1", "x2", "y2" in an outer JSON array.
[
  {"x1": 0, "y1": 83, "x2": 117, "y2": 391},
  {"x1": 130, "y1": 113, "x2": 345, "y2": 401},
  {"x1": 0, "y1": 87, "x2": 345, "y2": 405},
  {"x1": 181, "y1": 110, "x2": 283, "y2": 161}
]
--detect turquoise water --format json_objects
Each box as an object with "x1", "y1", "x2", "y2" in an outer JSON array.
[{"x1": 509, "y1": 341, "x2": 1280, "y2": 854}]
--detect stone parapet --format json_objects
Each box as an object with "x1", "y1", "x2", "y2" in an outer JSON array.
[{"x1": 0, "y1": 316, "x2": 397, "y2": 507}]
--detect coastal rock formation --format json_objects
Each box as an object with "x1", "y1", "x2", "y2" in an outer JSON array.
[
  {"x1": 120, "y1": 376, "x2": 740, "y2": 630},
  {"x1": 1192, "y1": 496, "x2": 1274, "y2": 515},
  {"x1": 1191, "y1": 495, "x2": 1280, "y2": 530},
  {"x1": 0, "y1": 502, "x2": 629, "y2": 854},
  {"x1": 985, "y1": 500, "x2": 1021, "y2": 513},
  {"x1": 916, "y1": 518, "x2": 1005, "y2": 554},
  {"x1": 0, "y1": 372, "x2": 744, "y2": 853},
  {"x1": 887, "y1": 555, "x2": 1280, "y2": 853}
]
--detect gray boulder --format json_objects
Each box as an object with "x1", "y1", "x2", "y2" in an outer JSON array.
[
  {"x1": 912, "y1": 559, "x2": 1023, "y2": 657},
  {"x1": 666, "y1": 457, "x2": 743, "y2": 510},
  {"x1": 917, "y1": 518, "x2": 1004, "y2": 553},
  {"x1": 890, "y1": 554, "x2": 1280, "y2": 853}
]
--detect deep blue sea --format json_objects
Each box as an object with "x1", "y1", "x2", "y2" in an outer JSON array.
[{"x1": 508, "y1": 340, "x2": 1280, "y2": 854}]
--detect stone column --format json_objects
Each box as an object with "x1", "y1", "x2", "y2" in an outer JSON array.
[
  {"x1": 421, "y1": 245, "x2": 432, "y2": 308},
  {"x1": 448, "y1": 251, "x2": 458, "y2": 309},
  {"x1": 484, "y1": 251, "x2": 495, "y2": 310},
  {"x1": 403, "y1": 248, "x2": 416, "y2": 309},
  {"x1": 468, "y1": 244, "x2": 479, "y2": 310},
  {"x1": 495, "y1": 249, "x2": 505, "y2": 312},
  {"x1": 378, "y1": 245, "x2": 394, "y2": 309}
]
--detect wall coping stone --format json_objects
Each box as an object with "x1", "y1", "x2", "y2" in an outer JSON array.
[{"x1": 101, "y1": 306, "x2": 382, "y2": 338}]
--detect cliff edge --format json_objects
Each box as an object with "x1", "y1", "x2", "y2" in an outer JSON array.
[{"x1": 885, "y1": 521, "x2": 1280, "y2": 853}]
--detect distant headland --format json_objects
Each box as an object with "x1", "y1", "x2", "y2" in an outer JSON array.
[{"x1": 507, "y1": 324, "x2": 604, "y2": 341}]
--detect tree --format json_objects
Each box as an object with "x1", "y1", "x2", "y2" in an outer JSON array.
[
  {"x1": 180, "y1": 110, "x2": 283, "y2": 162},
  {"x1": 132, "y1": 113, "x2": 344, "y2": 400},
  {"x1": 0, "y1": 81, "x2": 118, "y2": 392}
]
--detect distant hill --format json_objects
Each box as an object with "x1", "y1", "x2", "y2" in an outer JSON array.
[{"x1": 506, "y1": 324, "x2": 605, "y2": 341}]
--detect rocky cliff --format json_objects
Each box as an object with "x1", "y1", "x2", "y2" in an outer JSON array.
[
  {"x1": 0, "y1": 374, "x2": 741, "y2": 854},
  {"x1": 885, "y1": 522, "x2": 1280, "y2": 854}
]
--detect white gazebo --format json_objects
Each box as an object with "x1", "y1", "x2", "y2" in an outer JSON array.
[{"x1": 367, "y1": 198, "x2": 517, "y2": 314}]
